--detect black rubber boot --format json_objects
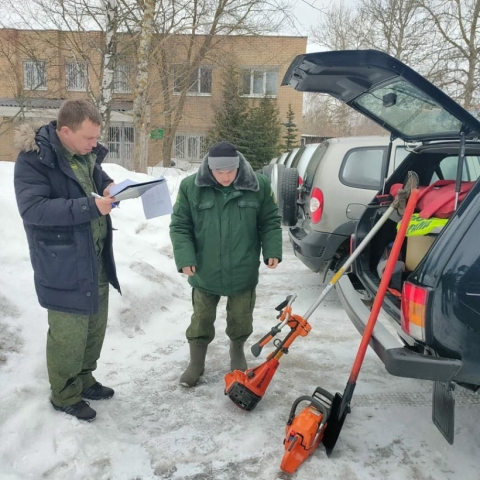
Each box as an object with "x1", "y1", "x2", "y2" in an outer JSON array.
[
  {"x1": 229, "y1": 340, "x2": 247, "y2": 371},
  {"x1": 179, "y1": 344, "x2": 208, "y2": 387}
]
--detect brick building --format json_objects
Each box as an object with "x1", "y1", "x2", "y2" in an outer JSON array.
[{"x1": 0, "y1": 28, "x2": 306, "y2": 167}]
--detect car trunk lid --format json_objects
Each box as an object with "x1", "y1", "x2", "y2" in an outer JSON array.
[{"x1": 282, "y1": 50, "x2": 480, "y2": 143}]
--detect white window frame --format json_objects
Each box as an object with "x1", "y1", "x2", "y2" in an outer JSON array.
[
  {"x1": 240, "y1": 68, "x2": 279, "y2": 98},
  {"x1": 174, "y1": 134, "x2": 207, "y2": 162},
  {"x1": 113, "y1": 64, "x2": 132, "y2": 93},
  {"x1": 23, "y1": 60, "x2": 47, "y2": 91},
  {"x1": 173, "y1": 65, "x2": 212, "y2": 96},
  {"x1": 66, "y1": 62, "x2": 87, "y2": 91},
  {"x1": 107, "y1": 124, "x2": 135, "y2": 170}
]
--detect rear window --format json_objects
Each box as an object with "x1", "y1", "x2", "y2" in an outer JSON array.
[
  {"x1": 296, "y1": 143, "x2": 320, "y2": 177},
  {"x1": 277, "y1": 152, "x2": 289, "y2": 165},
  {"x1": 432, "y1": 155, "x2": 480, "y2": 182},
  {"x1": 394, "y1": 145, "x2": 409, "y2": 169},
  {"x1": 286, "y1": 147, "x2": 304, "y2": 168},
  {"x1": 354, "y1": 78, "x2": 463, "y2": 140},
  {"x1": 303, "y1": 143, "x2": 328, "y2": 191},
  {"x1": 340, "y1": 147, "x2": 386, "y2": 189}
]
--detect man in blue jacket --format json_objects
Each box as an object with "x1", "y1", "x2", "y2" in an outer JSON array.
[{"x1": 14, "y1": 99, "x2": 120, "y2": 421}]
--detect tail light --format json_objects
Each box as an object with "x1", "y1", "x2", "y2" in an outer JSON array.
[
  {"x1": 298, "y1": 176, "x2": 303, "y2": 186},
  {"x1": 310, "y1": 187, "x2": 324, "y2": 224},
  {"x1": 401, "y1": 282, "x2": 428, "y2": 341}
]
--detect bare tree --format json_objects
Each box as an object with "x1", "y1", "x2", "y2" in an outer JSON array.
[
  {"x1": 99, "y1": 0, "x2": 119, "y2": 142},
  {"x1": 130, "y1": 0, "x2": 155, "y2": 173},
  {"x1": 0, "y1": 0, "x2": 132, "y2": 141},
  {"x1": 150, "y1": 0, "x2": 293, "y2": 167},
  {"x1": 1, "y1": 0, "x2": 295, "y2": 169},
  {"x1": 357, "y1": 0, "x2": 433, "y2": 66},
  {"x1": 306, "y1": 0, "x2": 464, "y2": 136},
  {"x1": 307, "y1": 1, "x2": 374, "y2": 135},
  {"x1": 415, "y1": 0, "x2": 480, "y2": 108},
  {"x1": 310, "y1": 1, "x2": 366, "y2": 51}
]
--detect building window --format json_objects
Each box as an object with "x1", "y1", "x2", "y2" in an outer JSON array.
[
  {"x1": 173, "y1": 65, "x2": 212, "y2": 95},
  {"x1": 114, "y1": 64, "x2": 132, "y2": 93},
  {"x1": 240, "y1": 68, "x2": 278, "y2": 97},
  {"x1": 107, "y1": 125, "x2": 135, "y2": 170},
  {"x1": 174, "y1": 134, "x2": 207, "y2": 162},
  {"x1": 23, "y1": 60, "x2": 47, "y2": 90},
  {"x1": 66, "y1": 62, "x2": 87, "y2": 91}
]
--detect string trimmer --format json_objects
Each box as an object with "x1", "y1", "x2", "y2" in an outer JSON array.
[
  {"x1": 224, "y1": 173, "x2": 419, "y2": 414},
  {"x1": 224, "y1": 293, "x2": 310, "y2": 411}
]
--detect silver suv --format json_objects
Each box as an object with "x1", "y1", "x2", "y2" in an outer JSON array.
[{"x1": 280, "y1": 136, "x2": 407, "y2": 273}]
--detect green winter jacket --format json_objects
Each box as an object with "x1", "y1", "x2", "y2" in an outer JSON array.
[{"x1": 169, "y1": 153, "x2": 282, "y2": 296}]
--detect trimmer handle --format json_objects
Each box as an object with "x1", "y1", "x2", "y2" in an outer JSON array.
[
  {"x1": 251, "y1": 324, "x2": 282, "y2": 357},
  {"x1": 275, "y1": 294, "x2": 295, "y2": 312}
]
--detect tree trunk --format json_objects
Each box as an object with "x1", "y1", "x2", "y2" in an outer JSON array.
[
  {"x1": 98, "y1": 0, "x2": 117, "y2": 145},
  {"x1": 133, "y1": 0, "x2": 155, "y2": 173}
]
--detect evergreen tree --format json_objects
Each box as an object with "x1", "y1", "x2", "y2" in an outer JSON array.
[
  {"x1": 282, "y1": 103, "x2": 299, "y2": 151},
  {"x1": 208, "y1": 66, "x2": 282, "y2": 170},
  {"x1": 244, "y1": 96, "x2": 282, "y2": 169},
  {"x1": 207, "y1": 65, "x2": 248, "y2": 148}
]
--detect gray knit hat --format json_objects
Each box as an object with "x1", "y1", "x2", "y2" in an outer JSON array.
[{"x1": 208, "y1": 141, "x2": 240, "y2": 170}]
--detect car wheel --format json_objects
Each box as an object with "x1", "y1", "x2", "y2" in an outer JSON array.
[
  {"x1": 261, "y1": 165, "x2": 273, "y2": 181},
  {"x1": 280, "y1": 167, "x2": 299, "y2": 226}
]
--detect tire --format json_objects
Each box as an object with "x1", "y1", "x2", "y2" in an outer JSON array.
[
  {"x1": 280, "y1": 167, "x2": 299, "y2": 226},
  {"x1": 262, "y1": 165, "x2": 273, "y2": 182}
]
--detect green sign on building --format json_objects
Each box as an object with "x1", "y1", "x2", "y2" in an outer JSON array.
[{"x1": 150, "y1": 128, "x2": 164, "y2": 140}]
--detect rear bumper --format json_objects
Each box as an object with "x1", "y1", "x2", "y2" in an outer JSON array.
[
  {"x1": 336, "y1": 275, "x2": 462, "y2": 382},
  {"x1": 288, "y1": 227, "x2": 347, "y2": 273}
]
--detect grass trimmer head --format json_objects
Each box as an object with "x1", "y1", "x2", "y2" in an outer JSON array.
[
  {"x1": 224, "y1": 358, "x2": 280, "y2": 411},
  {"x1": 224, "y1": 295, "x2": 311, "y2": 411}
]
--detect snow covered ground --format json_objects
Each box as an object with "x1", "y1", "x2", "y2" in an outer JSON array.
[{"x1": 1, "y1": 160, "x2": 479, "y2": 480}]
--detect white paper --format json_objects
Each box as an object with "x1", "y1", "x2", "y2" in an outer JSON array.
[
  {"x1": 140, "y1": 182, "x2": 173, "y2": 219},
  {"x1": 110, "y1": 177, "x2": 166, "y2": 202}
]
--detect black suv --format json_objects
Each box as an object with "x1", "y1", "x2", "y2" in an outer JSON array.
[{"x1": 282, "y1": 49, "x2": 480, "y2": 444}]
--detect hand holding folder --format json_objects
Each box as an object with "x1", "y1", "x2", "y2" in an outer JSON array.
[
  {"x1": 109, "y1": 177, "x2": 167, "y2": 201},
  {"x1": 107, "y1": 176, "x2": 173, "y2": 219}
]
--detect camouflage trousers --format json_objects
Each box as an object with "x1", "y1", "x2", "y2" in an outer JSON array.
[
  {"x1": 47, "y1": 264, "x2": 109, "y2": 407},
  {"x1": 186, "y1": 287, "x2": 256, "y2": 346}
]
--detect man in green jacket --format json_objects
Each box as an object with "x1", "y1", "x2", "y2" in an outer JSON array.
[{"x1": 170, "y1": 141, "x2": 282, "y2": 387}]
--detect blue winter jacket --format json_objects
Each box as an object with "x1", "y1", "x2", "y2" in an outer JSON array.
[{"x1": 13, "y1": 121, "x2": 121, "y2": 315}]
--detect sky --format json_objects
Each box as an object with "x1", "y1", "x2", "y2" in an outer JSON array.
[
  {"x1": 288, "y1": 0, "x2": 358, "y2": 52},
  {"x1": 1, "y1": 160, "x2": 480, "y2": 479}
]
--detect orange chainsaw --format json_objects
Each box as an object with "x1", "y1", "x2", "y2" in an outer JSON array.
[
  {"x1": 280, "y1": 387, "x2": 334, "y2": 474},
  {"x1": 224, "y1": 294, "x2": 312, "y2": 411}
]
